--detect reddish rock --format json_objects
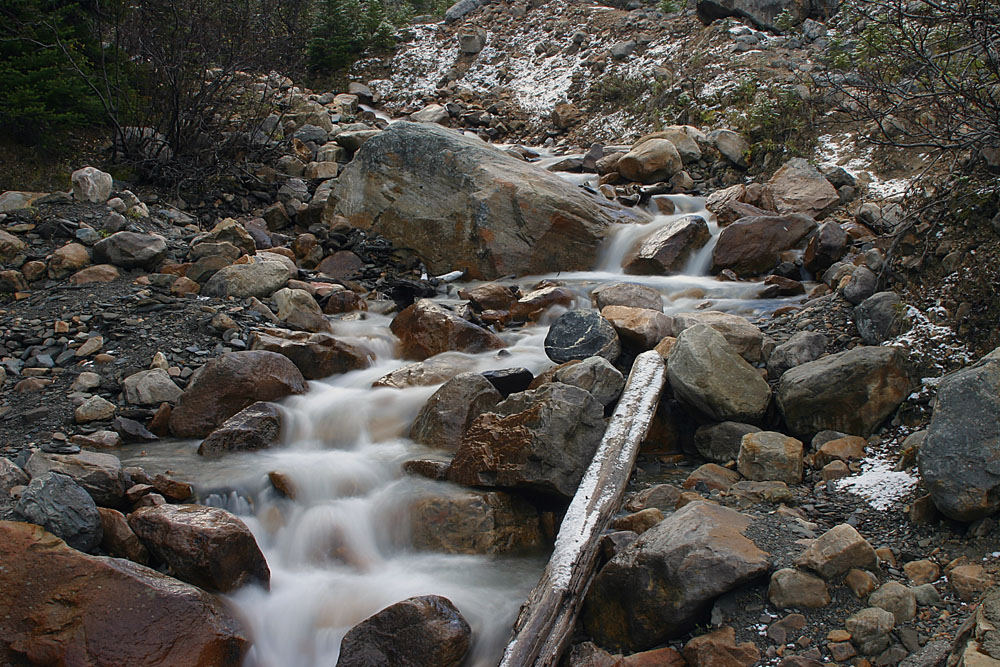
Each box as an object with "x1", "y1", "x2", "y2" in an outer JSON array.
[
  {"x1": 509, "y1": 285, "x2": 575, "y2": 321},
  {"x1": 316, "y1": 250, "x2": 364, "y2": 279},
  {"x1": 152, "y1": 474, "x2": 193, "y2": 502},
  {"x1": 409, "y1": 489, "x2": 543, "y2": 555},
  {"x1": 69, "y1": 264, "x2": 120, "y2": 285},
  {"x1": 199, "y1": 401, "x2": 282, "y2": 456},
  {"x1": 459, "y1": 282, "x2": 520, "y2": 312},
  {"x1": 711, "y1": 214, "x2": 817, "y2": 277},
  {"x1": 250, "y1": 327, "x2": 373, "y2": 380},
  {"x1": 390, "y1": 299, "x2": 504, "y2": 360},
  {"x1": 623, "y1": 214, "x2": 711, "y2": 275},
  {"x1": 98, "y1": 507, "x2": 150, "y2": 564},
  {"x1": 47, "y1": 243, "x2": 91, "y2": 279},
  {"x1": 128, "y1": 504, "x2": 269, "y2": 592},
  {"x1": 322, "y1": 288, "x2": 364, "y2": 314},
  {"x1": 168, "y1": 350, "x2": 307, "y2": 438},
  {"x1": 683, "y1": 626, "x2": 760, "y2": 666},
  {"x1": 601, "y1": 305, "x2": 673, "y2": 350},
  {"x1": 0, "y1": 521, "x2": 248, "y2": 666}
]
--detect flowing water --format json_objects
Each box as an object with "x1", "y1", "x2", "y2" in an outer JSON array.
[{"x1": 119, "y1": 179, "x2": 801, "y2": 666}]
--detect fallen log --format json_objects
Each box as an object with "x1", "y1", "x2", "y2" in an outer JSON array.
[{"x1": 500, "y1": 350, "x2": 667, "y2": 667}]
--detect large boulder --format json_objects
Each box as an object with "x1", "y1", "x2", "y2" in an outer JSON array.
[
  {"x1": 409, "y1": 372, "x2": 502, "y2": 451},
  {"x1": 667, "y1": 310, "x2": 766, "y2": 363},
  {"x1": 194, "y1": 217, "x2": 256, "y2": 256},
  {"x1": 583, "y1": 502, "x2": 770, "y2": 651},
  {"x1": 201, "y1": 258, "x2": 292, "y2": 298},
  {"x1": 918, "y1": 348, "x2": 1000, "y2": 521},
  {"x1": 617, "y1": 138, "x2": 684, "y2": 184},
  {"x1": 544, "y1": 309, "x2": 621, "y2": 363},
  {"x1": 47, "y1": 243, "x2": 91, "y2": 279},
  {"x1": 14, "y1": 472, "x2": 102, "y2": 552},
  {"x1": 390, "y1": 299, "x2": 504, "y2": 360},
  {"x1": 71, "y1": 166, "x2": 113, "y2": 203},
  {"x1": 198, "y1": 401, "x2": 283, "y2": 457},
  {"x1": 854, "y1": 291, "x2": 906, "y2": 345},
  {"x1": 767, "y1": 331, "x2": 827, "y2": 379},
  {"x1": 711, "y1": 214, "x2": 816, "y2": 276},
  {"x1": 273, "y1": 287, "x2": 333, "y2": 333},
  {"x1": 250, "y1": 328, "x2": 372, "y2": 380},
  {"x1": 123, "y1": 368, "x2": 183, "y2": 405},
  {"x1": 93, "y1": 232, "x2": 167, "y2": 269},
  {"x1": 128, "y1": 504, "x2": 269, "y2": 592},
  {"x1": 622, "y1": 215, "x2": 711, "y2": 275},
  {"x1": 552, "y1": 355, "x2": 625, "y2": 406},
  {"x1": 409, "y1": 489, "x2": 543, "y2": 554},
  {"x1": 447, "y1": 382, "x2": 606, "y2": 499},
  {"x1": 0, "y1": 520, "x2": 248, "y2": 665},
  {"x1": 601, "y1": 305, "x2": 673, "y2": 350},
  {"x1": 803, "y1": 220, "x2": 848, "y2": 273},
  {"x1": 591, "y1": 282, "x2": 663, "y2": 311},
  {"x1": 737, "y1": 431, "x2": 804, "y2": 483},
  {"x1": 25, "y1": 449, "x2": 126, "y2": 507},
  {"x1": 169, "y1": 350, "x2": 307, "y2": 437},
  {"x1": 328, "y1": 121, "x2": 644, "y2": 279},
  {"x1": 667, "y1": 325, "x2": 771, "y2": 422},
  {"x1": 764, "y1": 158, "x2": 840, "y2": 218},
  {"x1": 336, "y1": 595, "x2": 471, "y2": 667},
  {"x1": 776, "y1": 346, "x2": 912, "y2": 437}
]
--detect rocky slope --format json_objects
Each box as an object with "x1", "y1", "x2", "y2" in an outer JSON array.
[{"x1": 1, "y1": 0, "x2": 999, "y2": 665}]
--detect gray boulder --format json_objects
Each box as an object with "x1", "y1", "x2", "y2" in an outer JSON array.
[
  {"x1": 841, "y1": 265, "x2": 878, "y2": 304},
  {"x1": 855, "y1": 291, "x2": 906, "y2": 344},
  {"x1": 123, "y1": 368, "x2": 183, "y2": 406},
  {"x1": 765, "y1": 157, "x2": 840, "y2": 218},
  {"x1": 583, "y1": 501, "x2": 769, "y2": 651},
  {"x1": 202, "y1": 260, "x2": 292, "y2": 299},
  {"x1": 553, "y1": 356, "x2": 625, "y2": 406},
  {"x1": 544, "y1": 310, "x2": 621, "y2": 364},
  {"x1": 444, "y1": 0, "x2": 484, "y2": 23},
  {"x1": 767, "y1": 331, "x2": 828, "y2": 379},
  {"x1": 591, "y1": 282, "x2": 663, "y2": 311},
  {"x1": 694, "y1": 421, "x2": 762, "y2": 463},
  {"x1": 328, "y1": 122, "x2": 644, "y2": 279},
  {"x1": 667, "y1": 324, "x2": 771, "y2": 422},
  {"x1": 918, "y1": 348, "x2": 1000, "y2": 521},
  {"x1": 15, "y1": 472, "x2": 102, "y2": 552},
  {"x1": 25, "y1": 449, "x2": 126, "y2": 507},
  {"x1": 93, "y1": 232, "x2": 167, "y2": 269},
  {"x1": 623, "y1": 215, "x2": 711, "y2": 275},
  {"x1": 447, "y1": 382, "x2": 606, "y2": 499},
  {"x1": 777, "y1": 346, "x2": 912, "y2": 437},
  {"x1": 409, "y1": 373, "x2": 502, "y2": 452},
  {"x1": 71, "y1": 166, "x2": 113, "y2": 203}
]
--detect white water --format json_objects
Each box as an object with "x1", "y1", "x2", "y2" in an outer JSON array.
[{"x1": 119, "y1": 183, "x2": 804, "y2": 666}]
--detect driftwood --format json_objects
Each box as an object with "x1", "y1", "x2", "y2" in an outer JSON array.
[{"x1": 500, "y1": 350, "x2": 667, "y2": 667}]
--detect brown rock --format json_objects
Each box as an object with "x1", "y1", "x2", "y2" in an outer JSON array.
[
  {"x1": 845, "y1": 568, "x2": 879, "y2": 598},
  {"x1": 683, "y1": 626, "x2": 760, "y2": 667},
  {"x1": 460, "y1": 282, "x2": 520, "y2": 311},
  {"x1": 0, "y1": 520, "x2": 247, "y2": 666},
  {"x1": 250, "y1": 327, "x2": 372, "y2": 380},
  {"x1": 683, "y1": 463, "x2": 742, "y2": 492},
  {"x1": 711, "y1": 214, "x2": 817, "y2": 277},
  {"x1": 128, "y1": 504, "x2": 269, "y2": 592},
  {"x1": 47, "y1": 242, "x2": 90, "y2": 279},
  {"x1": 811, "y1": 435, "x2": 867, "y2": 467},
  {"x1": 322, "y1": 288, "x2": 364, "y2": 314},
  {"x1": 509, "y1": 285, "x2": 575, "y2": 321},
  {"x1": 316, "y1": 250, "x2": 364, "y2": 280},
  {"x1": 69, "y1": 264, "x2": 120, "y2": 284},
  {"x1": 764, "y1": 158, "x2": 839, "y2": 219},
  {"x1": 617, "y1": 138, "x2": 683, "y2": 184},
  {"x1": 623, "y1": 214, "x2": 711, "y2": 275},
  {"x1": 171, "y1": 276, "x2": 200, "y2": 295},
  {"x1": 737, "y1": 431, "x2": 804, "y2": 484},
  {"x1": 768, "y1": 568, "x2": 831, "y2": 609},
  {"x1": 795, "y1": 524, "x2": 878, "y2": 580},
  {"x1": 69, "y1": 430, "x2": 123, "y2": 448},
  {"x1": 409, "y1": 489, "x2": 543, "y2": 555},
  {"x1": 198, "y1": 401, "x2": 282, "y2": 457},
  {"x1": 617, "y1": 646, "x2": 686, "y2": 666},
  {"x1": 611, "y1": 508, "x2": 665, "y2": 535},
  {"x1": 151, "y1": 474, "x2": 193, "y2": 502},
  {"x1": 949, "y1": 564, "x2": 993, "y2": 602},
  {"x1": 409, "y1": 372, "x2": 502, "y2": 452},
  {"x1": 600, "y1": 305, "x2": 673, "y2": 350},
  {"x1": 98, "y1": 508, "x2": 150, "y2": 564},
  {"x1": 168, "y1": 350, "x2": 307, "y2": 437},
  {"x1": 390, "y1": 299, "x2": 503, "y2": 360},
  {"x1": 903, "y1": 559, "x2": 940, "y2": 586}
]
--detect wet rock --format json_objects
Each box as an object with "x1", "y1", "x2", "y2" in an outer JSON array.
[
  {"x1": 623, "y1": 215, "x2": 710, "y2": 275},
  {"x1": 373, "y1": 353, "x2": 477, "y2": 389},
  {"x1": 447, "y1": 382, "x2": 606, "y2": 499},
  {"x1": 509, "y1": 285, "x2": 575, "y2": 321},
  {"x1": 776, "y1": 346, "x2": 911, "y2": 437},
  {"x1": 764, "y1": 158, "x2": 840, "y2": 218},
  {"x1": 803, "y1": 220, "x2": 848, "y2": 273},
  {"x1": 391, "y1": 299, "x2": 504, "y2": 360},
  {"x1": 123, "y1": 368, "x2": 183, "y2": 406},
  {"x1": 626, "y1": 484, "x2": 683, "y2": 513},
  {"x1": 169, "y1": 350, "x2": 307, "y2": 438},
  {"x1": 767, "y1": 331, "x2": 827, "y2": 379},
  {"x1": 711, "y1": 214, "x2": 817, "y2": 277},
  {"x1": 250, "y1": 328, "x2": 372, "y2": 380},
  {"x1": 768, "y1": 568, "x2": 831, "y2": 609},
  {"x1": 98, "y1": 507, "x2": 150, "y2": 564},
  {"x1": 114, "y1": 416, "x2": 158, "y2": 443},
  {"x1": 591, "y1": 282, "x2": 663, "y2": 311},
  {"x1": 583, "y1": 502, "x2": 769, "y2": 651},
  {"x1": 273, "y1": 287, "x2": 333, "y2": 333},
  {"x1": 47, "y1": 242, "x2": 91, "y2": 279},
  {"x1": 600, "y1": 305, "x2": 673, "y2": 350},
  {"x1": 855, "y1": 292, "x2": 906, "y2": 344},
  {"x1": 409, "y1": 489, "x2": 543, "y2": 554},
  {"x1": 737, "y1": 431, "x2": 803, "y2": 483},
  {"x1": 846, "y1": 568, "x2": 879, "y2": 598},
  {"x1": 795, "y1": 523, "x2": 878, "y2": 579},
  {"x1": 667, "y1": 324, "x2": 771, "y2": 422},
  {"x1": 15, "y1": 472, "x2": 102, "y2": 552},
  {"x1": 612, "y1": 508, "x2": 664, "y2": 535},
  {"x1": 481, "y1": 367, "x2": 533, "y2": 397},
  {"x1": 846, "y1": 607, "x2": 895, "y2": 655},
  {"x1": 460, "y1": 282, "x2": 519, "y2": 311},
  {"x1": 128, "y1": 504, "x2": 269, "y2": 592},
  {"x1": 918, "y1": 348, "x2": 1000, "y2": 521},
  {"x1": 0, "y1": 521, "x2": 248, "y2": 665},
  {"x1": 694, "y1": 421, "x2": 762, "y2": 463},
  {"x1": 94, "y1": 232, "x2": 167, "y2": 269},
  {"x1": 683, "y1": 626, "x2": 760, "y2": 666},
  {"x1": 198, "y1": 401, "x2": 283, "y2": 457},
  {"x1": 409, "y1": 373, "x2": 502, "y2": 451},
  {"x1": 668, "y1": 310, "x2": 766, "y2": 363},
  {"x1": 329, "y1": 122, "x2": 643, "y2": 279},
  {"x1": 71, "y1": 166, "x2": 113, "y2": 202},
  {"x1": 552, "y1": 355, "x2": 625, "y2": 406},
  {"x1": 25, "y1": 449, "x2": 126, "y2": 507},
  {"x1": 316, "y1": 251, "x2": 364, "y2": 280},
  {"x1": 336, "y1": 595, "x2": 471, "y2": 667},
  {"x1": 544, "y1": 309, "x2": 621, "y2": 363}
]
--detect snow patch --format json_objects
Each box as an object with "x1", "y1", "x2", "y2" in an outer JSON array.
[{"x1": 834, "y1": 458, "x2": 918, "y2": 511}]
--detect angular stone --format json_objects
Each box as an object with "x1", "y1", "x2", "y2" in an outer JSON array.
[
  {"x1": 552, "y1": 355, "x2": 625, "y2": 406},
  {"x1": 14, "y1": 472, "x2": 102, "y2": 552},
  {"x1": 803, "y1": 220, "x2": 848, "y2": 273},
  {"x1": 98, "y1": 507, "x2": 150, "y2": 564},
  {"x1": 591, "y1": 282, "x2": 663, "y2": 311},
  {"x1": 618, "y1": 138, "x2": 683, "y2": 184},
  {"x1": 69, "y1": 264, "x2": 120, "y2": 284},
  {"x1": 93, "y1": 232, "x2": 167, "y2": 269},
  {"x1": 777, "y1": 346, "x2": 912, "y2": 437},
  {"x1": 737, "y1": 431, "x2": 804, "y2": 483},
  {"x1": 198, "y1": 401, "x2": 282, "y2": 457},
  {"x1": 846, "y1": 607, "x2": 895, "y2": 655},
  {"x1": 623, "y1": 215, "x2": 711, "y2": 275},
  {"x1": 683, "y1": 463, "x2": 742, "y2": 492},
  {"x1": 250, "y1": 327, "x2": 372, "y2": 381},
  {"x1": 764, "y1": 158, "x2": 840, "y2": 218},
  {"x1": 711, "y1": 214, "x2": 817, "y2": 277},
  {"x1": 168, "y1": 350, "x2": 307, "y2": 438},
  {"x1": 372, "y1": 353, "x2": 477, "y2": 389},
  {"x1": 0, "y1": 521, "x2": 248, "y2": 665},
  {"x1": 768, "y1": 568, "x2": 831, "y2": 609},
  {"x1": 47, "y1": 243, "x2": 90, "y2": 279},
  {"x1": 336, "y1": 595, "x2": 470, "y2": 667},
  {"x1": 25, "y1": 449, "x2": 126, "y2": 507},
  {"x1": 509, "y1": 285, "x2": 575, "y2": 321},
  {"x1": 123, "y1": 368, "x2": 183, "y2": 406},
  {"x1": 668, "y1": 310, "x2": 766, "y2": 363},
  {"x1": 767, "y1": 331, "x2": 828, "y2": 379},
  {"x1": 391, "y1": 299, "x2": 504, "y2": 361},
  {"x1": 855, "y1": 292, "x2": 906, "y2": 345},
  {"x1": 409, "y1": 373, "x2": 502, "y2": 452},
  {"x1": 583, "y1": 502, "x2": 769, "y2": 651},
  {"x1": 273, "y1": 287, "x2": 332, "y2": 333},
  {"x1": 795, "y1": 523, "x2": 878, "y2": 579},
  {"x1": 71, "y1": 166, "x2": 113, "y2": 202},
  {"x1": 601, "y1": 305, "x2": 673, "y2": 350},
  {"x1": 695, "y1": 421, "x2": 762, "y2": 463},
  {"x1": 202, "y1": 259, "x2": 292, "y2": 299},
  {"x1": 683, "y1": 626, "x2": 760, "y2": 667},
  {"x1": 128, "y1": 504, "x2": 269, "y2": 592},
  {"x1": 869, "y1": 581, "x2": 916, "y2": 623},
  {"x1": 409, "y1": 489, "x2": 542, "y2": 555}
]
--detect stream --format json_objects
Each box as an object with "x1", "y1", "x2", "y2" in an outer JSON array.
[{"x1": 118, "y1": 170, "x2": 802, "y2": 666}]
